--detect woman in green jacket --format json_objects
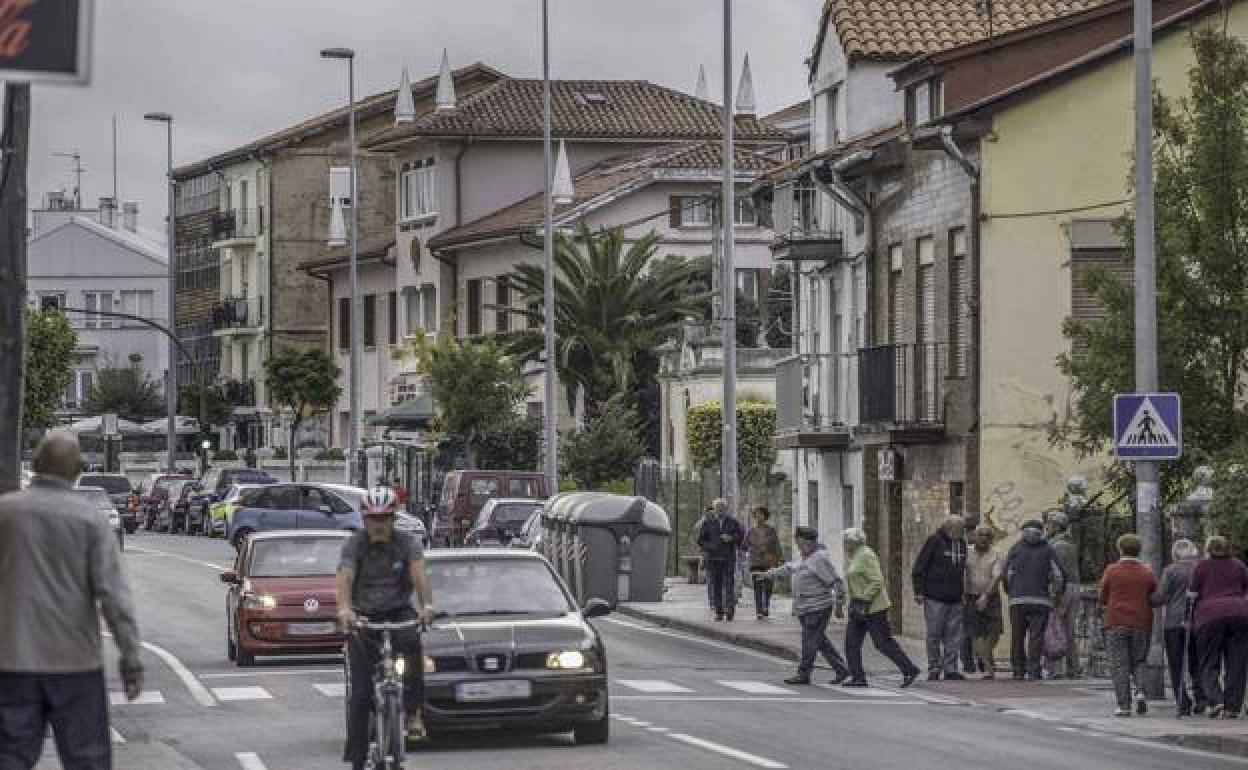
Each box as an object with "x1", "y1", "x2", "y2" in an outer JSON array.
[{"x1": 843, "y1": 527, "x2": 921, "y2": 688}]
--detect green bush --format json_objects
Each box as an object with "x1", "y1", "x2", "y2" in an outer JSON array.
[
  {"x1": 212, "y1": 449, "x2": 238, "y2": 461},
  {"x1": 562, "y1": 396, "x2": 644, "y2": 489},
  {"x1": 315, "y1": 447, "x2": 346, "y2": 461},
  {"x1": 687, "y1": 399, "x2": 777, "y2": 481}
]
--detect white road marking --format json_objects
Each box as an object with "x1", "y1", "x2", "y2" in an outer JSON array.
[
  {"x1": 647, "y1": 726, "x2": 670, "y2": 733},
  {"x1": 616, "y1": 679, "x2": 693, "y2": 693},
  {"x1": 235, "y1": 752, "x2": 269, "y2": 770},
  {"x1": 109, "y1": 690, "x2": 164, "y2": 706},
  {"x1": 669, "y1": 732, "x2": 788, "y2": 768},
  {"x1": 313, "y1": 682, "x2": 347, "y2": 697},
  {"x1": 212, "y1": 686, "x2": 273, "y2": 701},
  {"x1": 110, "y1": 727, "x2": 125, "y2": 744},
  {"x1": 200, "y1": 668, "x2": 343, "y2": 679},
  {"x1": 613, "y1": 695, "x2": 925, "y2": 705},
  {"x1": 125, "y1": 545, "x2": 230, "y2": 572},
  {"x1": 814, "y1": 683, "x2": 903, "y2": 698},
  {"x1": 139, "y1": 640, "x2": 218, "y2": 707},
  {"x1": 718, "y1": 680, "x2": 798, "y2": 696},
  {"x1": 1001, "y1": 708, "x2": 1061, "y2": 722}
]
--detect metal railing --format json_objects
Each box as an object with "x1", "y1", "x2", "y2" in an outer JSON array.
[
  {"x1": 212, "y1": 207, "x2": 263, "y2": 240},
  {"x1": 859, "y1": 343, "x2": 946, "y2": 426},
  {"x1": 223, "y1": 379, "x2": 257, "y2": 408},
  {"x1": 776, "y1": 353, "x2": 849, "y2": 434},
  {"x1": 212, "y1": 296, "x2": 264, "y2": 330}
]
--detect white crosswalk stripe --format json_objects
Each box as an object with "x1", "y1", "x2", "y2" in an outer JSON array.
[
  {"x1": 717, "y1": 680, "x2": 798, "y2": 696},
  {"x1": 211, "y1": 686, "x2": 273, "y2": 702},
  {"x1": 615, "y1": 679, "x2": 694, "y2": 693},
  {"x1": 109, "y1": 690, "x2": 164, "y2": 705},
  {"x1": 313, "y1": 682, "x2": 346, "y2": 698}
]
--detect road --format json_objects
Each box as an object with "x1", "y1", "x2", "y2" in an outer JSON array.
[{"x1": 71, "y1": 532, "x2": 1248, "y2": 770}]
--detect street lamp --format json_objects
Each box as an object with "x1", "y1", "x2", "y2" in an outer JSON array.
[
  {"x1": 541, "y1": 1, "x2": 558, "y2": 492},
  {"x1": 320, "y1": 47, "x2": 361, "y2": 486},
  {"x1": 144, "y1": 111, "x2": 177, "y2": 473}
]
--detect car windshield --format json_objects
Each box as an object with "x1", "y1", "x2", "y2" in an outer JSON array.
[
  {"x1": 248, "y1": 537, "x2": 345, "y2": 578},
  {"x1": 79, "y1": 475, "x2": 131, "y2": 494},
  {"x1": 492, "y1": 504, "x2": 539, "y2": 527},
  {"x1": 428, "y1": 558, "x2": 572, "y2": 617},
  {"x1": 74, "y1": 488, "x2": 112, "y2": 506}
]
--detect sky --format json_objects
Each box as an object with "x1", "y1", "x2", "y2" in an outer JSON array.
[{"x1": 21, "y1": 0, "x2": 825, "y2": 232}]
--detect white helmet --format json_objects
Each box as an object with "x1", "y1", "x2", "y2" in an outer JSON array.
[{"x1": 362, "y1": 486, "x2": 398, "y2": 516}]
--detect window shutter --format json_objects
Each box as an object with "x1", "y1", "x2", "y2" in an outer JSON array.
[
  {"x1": 338, "y1": 297, "x2": 350, "y2": 350},
  {"x1": 1071, "y1": 248, "x2": 1132, "y2": 359},
  {"x1": 669, "y1": 196, "x2": 683, "y2": 228},
  {"x1": 388, "y1": 291, "x2": 398, "y2": 345}
]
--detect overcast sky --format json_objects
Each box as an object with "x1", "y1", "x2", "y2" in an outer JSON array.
[{"x1": 22, "y1": 0, "x2": 823, "y2": 232}]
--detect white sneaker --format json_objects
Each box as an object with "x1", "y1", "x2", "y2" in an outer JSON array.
[{"x1": 1114, "y1": 708, "x2": 1131, "y2": 718}]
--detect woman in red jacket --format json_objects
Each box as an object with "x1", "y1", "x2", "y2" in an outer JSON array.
[{"x1": 1191, "y1": 535, "x2": 1248, "y2": 719}]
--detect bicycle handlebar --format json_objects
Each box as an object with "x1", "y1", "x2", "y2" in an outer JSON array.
[{"x1": 351, "y1": 618, "x2": 424, "y2": 632}]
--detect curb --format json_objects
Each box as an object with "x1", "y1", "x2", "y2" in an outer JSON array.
[{"x1": 616, "y1": 604, "x2": 800, "y2": 662}]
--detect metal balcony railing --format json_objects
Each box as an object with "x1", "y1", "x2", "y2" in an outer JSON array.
[
  {"x1": 223, "y1": 379, "x2": 257, "y2": 408},
  {"x1": 212, "y1": 207, "x2": 263, "y2": 241},
  {"x1": 859, "y1": 343, "x2": 946, "y2": 426},
  {"x1": 212, "y1": 296, "x2": 264, "y2": 330},
  {"x1": 776, "y1": 353, "x2": 850, "y2": 435}
]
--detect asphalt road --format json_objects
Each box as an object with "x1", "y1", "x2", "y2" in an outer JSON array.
[{"x1": 72, "y1": 532, "x2": 1248, "y2": 770}]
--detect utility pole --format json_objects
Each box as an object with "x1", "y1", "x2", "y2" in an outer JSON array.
[
  {"x1": 721, "y1": 0, "x2": 739, "y2": 515},
  {"x1": 541, "y1": 0, "x2": 558, "y2": 493},
  {"x1": 1132, "y1": 0, "x2": 1164, "y2": 698},
  {"x1": 0, "y1": 83, "x2": 31, "y2": 494}
]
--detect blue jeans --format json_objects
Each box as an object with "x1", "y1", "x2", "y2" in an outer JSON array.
[
  {"x1": 0, "y1": 669, "x2": 111, "y2": 770},
  {"x1": 704, "y1": 558, "x2": 735, "y2": 617}
]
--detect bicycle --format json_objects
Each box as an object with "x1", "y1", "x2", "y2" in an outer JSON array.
[{"x1": 349, "y1": 618, "x2": 424, "y2": 770}]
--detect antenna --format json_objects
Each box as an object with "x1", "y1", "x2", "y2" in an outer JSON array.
[
  {"x1": 112, "y1": 116, "x2": 118, "y2": 201},
  {"x1": 53, "y1": 149, "x2": 85, "y2": 209}
]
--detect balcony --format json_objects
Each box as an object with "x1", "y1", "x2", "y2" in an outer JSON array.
[
  {"x1": 212, "y1": 296, "x2": 264, "y2": 333},
  {"x1": 775, "y1": 353, "x2": 852, "y2": 450},
  {"x1": 223, "y1": 379, "x2": 257, "y2": 408},
  {"x1": 211, "y1": 207, "x2": 263, "y2": 246},
  {"x1": 858, "y1": 343, "x2": 946, "y2": 441},
  {"x1": 769, "y1": 181, "x2": 845, "y2": 262}
]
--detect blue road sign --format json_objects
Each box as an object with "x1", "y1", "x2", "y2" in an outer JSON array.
[{"x1": 1113, "y1": 393, "x2": 1181, "y2": 460}]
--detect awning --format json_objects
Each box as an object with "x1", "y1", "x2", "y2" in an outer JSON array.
[{"x1": 366, "y1": 395, "x2": 436, "y2": 428}]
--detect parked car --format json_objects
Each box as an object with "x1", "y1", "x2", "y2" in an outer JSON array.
[
  {"x1": 420, "y1": 549, "x2": 610, "y2": 743},
  {"x1": 77, "y1": 473, "x2": 138, "y2": 533},
  {"x1": 75, "y1": 486, "x2": 124, "y2": 551},
  {"x1": 221, "y1": 529, "x2": 351, "y2": 666},
  {"x1": 512, "y1": 509, "x2": 547, "y2": 551},
  {"x1": 226, "y1": 483, "x2": 363, "y2": 548},
  {"x1": 465, "y1": 498, "x2": 544, "y2": 547},
  {"x1": 434, "y1": 470, "x2": 548, "y2": 547},
  {"x1": 317, "y1": 484, "x2": 427, "y2": 546},
  {"x1": 208, "y1": 483, "x2": 274, "y2": 538},
  {"x1": 201, "y1": 467, "x2": 277, "y2": 503},
  {"x1": 140, "y1": 474, "x2": 184, "y2": 529}
]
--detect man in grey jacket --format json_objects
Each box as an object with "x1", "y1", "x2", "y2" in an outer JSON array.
[
  {"x1": 762, "y1": 526, "x2": 850, "y2": 685},
  {"x1": 0, "y1": 431, "x2": 143, "y2": 769}
]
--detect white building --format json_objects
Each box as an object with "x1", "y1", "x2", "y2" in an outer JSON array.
[{"x1": 27, "y1": 193, "x2": 170, "y2": 416}]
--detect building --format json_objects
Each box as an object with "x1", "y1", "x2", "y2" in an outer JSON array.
[{"x1": 27, "y1": 193, "x2": 169, "y2": 417}]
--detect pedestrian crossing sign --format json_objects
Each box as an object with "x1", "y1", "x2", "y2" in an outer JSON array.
[{"x1": 1113, "y1": 393, "x2": 1181, "y2": 460}]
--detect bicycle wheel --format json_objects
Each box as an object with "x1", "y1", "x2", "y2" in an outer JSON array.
[{"x1": 381, "y1": 690, "x2": 404, "y2": 768}]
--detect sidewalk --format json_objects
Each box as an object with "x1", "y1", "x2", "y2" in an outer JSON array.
[{"x1": 620, "y1": 578, "x2": 1248, "y2": 758}]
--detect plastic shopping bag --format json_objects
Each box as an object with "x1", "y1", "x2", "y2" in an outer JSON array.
[{"x1": 1043, "y1": 609, "x2": 1068, "y2": 660}]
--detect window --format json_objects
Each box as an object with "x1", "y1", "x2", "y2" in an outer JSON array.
[
  {"x1": 842, "y1": 485, "x2": 855, "y2": 528},
  {"x1": 386, "y1": 291, "x2": 397, "y2": 345},
  {"x1": 468, "y1": 477, "x2": 499, "y2": 507},
  {"x1": 83, "y1": 291, "x2": 113, "y2": 328},
  {"x1": 303, "y1": 487, "x2": 336, "y2": 512},
  {"x1": 363, "y1": 294, "x2": 377, "y2": 348},
  {"x1": 421, "y1": 285, "x2": 437, "y2": 332},
  {"x1": 948, "y1": 228, "x2": 970, "y2": 377},
  {"x1": 888, "y1": 244, "x2": 903, "y2": 344},
  {"x1": 734, "y1": 197, "x2": 757, "y2": 226},
  {"x1": 240, "y1": 340, "x2": 251, "y2": 381},
  {"x1": 78, "y1": 371, "x2": 93, "y2": 406},
  {"x1": 824, "y1": 85, "x2": 840, "y2": 146},
  {"x1": 38, "y1": 293, "x2": 65, "y2": 311},
  {"x1": 120, "y1": 290, "x2": 154, "y2": 324},
  {"x1": 674, "y1": 196, "x2": 711, "y2": 227},
  {"x1": 338, "y1": 297, "x2": 350, "y2": 350},
  {"x1": 527, "y1": 300, "x2": 540, "y2": 330},
  {"x1": 907, "y1": 78, "x2": 943, "y2": 129},
  {"x1": 509, "y1": 478, "x2": 541, "y2": 497},
  {"x1": 807, "y1": 481, "x2": 819, "y2": 531},
  {"x1": 736, "y1": 270, "x2": 759, "y2": 305},
  {"x1": 404, "y1": 290, "x2": 421, "y2": 336},
  {"x1": 916, "y1": 236, "x2": 936, "y2": 345},
  {"x1": 466, "y1": 279, "x2": 482, "y2": 336},
  {"x1": 401, "y1": 160, "x2": 436, "y2": 221},
  {"x1": 495, "y1": 279, "x2": 511, "y2": 334}
]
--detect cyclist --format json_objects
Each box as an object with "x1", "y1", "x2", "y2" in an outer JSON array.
[{"x1": 337, "y1": 486, "x2": 435, "y2": 768}]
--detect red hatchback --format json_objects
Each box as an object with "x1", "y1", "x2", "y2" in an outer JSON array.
[{"x1": 221, "y1": 529, "x2": 351, "y2": 666}]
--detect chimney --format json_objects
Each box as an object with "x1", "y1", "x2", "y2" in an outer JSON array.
[
  {"x1": 122, "y1": 201, "x2": 139, "y2": 232},
  {"x1": 99, "y1": 197, "x2": 118, "y2": 228}
]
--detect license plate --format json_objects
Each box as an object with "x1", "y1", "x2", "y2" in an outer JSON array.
[
  {"x1": 455, "y1": 680, "x2": 532, "y2": 702},
  {"x1": 287, "y1": 622, "x2": 335, "y2": 636}
]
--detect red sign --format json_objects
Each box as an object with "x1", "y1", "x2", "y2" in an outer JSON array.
[{"x1": 0, "y1": 0, "x2": 92, "y2": 85}]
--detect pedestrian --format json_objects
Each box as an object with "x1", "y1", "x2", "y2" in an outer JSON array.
[
  {"x1": 1150, "y1": 538, "x2": 1206, "y2": 715},
  {"x1": 761, "y1": 526, "x2": 851, "y2": 685},
  {"x1": 1003, "y1": 518, "x2": 1066, "y2": 680},
  {"x1": 747, "y1": 507, "x2": 782, "y2": 619},
  {"x1": 912, "y1": 515, "x2": 968, "y2": 681},
  {"x1": 0, "y1": 430, "x2": 144, "y2": 769},
  {"x1": 1190, "y1": 535, "x2": 1248, "y2": 719},
  {"x1": 1045, "y1": 510, "x2": 1082, "y2": 679},
  {"x1": 696, "y1": 498, "x2": 744, "y2": 621},
  {"x1": 841, "y1": 528, "x2": 921, "y2": 688},
  {"x1": 1098, "y1": 533, "x2": 1156, "y2": 717},
  {"x1": 964, "y1": 524, "x2": 1005, "y2": 679}
]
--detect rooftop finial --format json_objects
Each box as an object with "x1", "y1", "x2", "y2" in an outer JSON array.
[
  {"x1": 735, "y1": 53, "x2": 756, "y2": 115},
  {"x1": 695, "y1": 64, "x2": 709, "y2": 101},
  {"x1": 395, "y1": 65, "x2": 416, "y2": 124},
  {"x1": 436, "y1": 48, "x2": 457, "y2": 113}
]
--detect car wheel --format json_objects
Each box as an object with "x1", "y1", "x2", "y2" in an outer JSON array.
[{"x1": 573, "y1": 712, "x2": 609, "y2": 745}]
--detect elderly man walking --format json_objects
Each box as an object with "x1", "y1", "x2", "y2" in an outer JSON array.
[
  {"x1": 912, "y1": 516, "x2": 967, "y2": 681},
  {"x1": 1151, "y1": 539, "x2": 1205, "y2": 715},
  {"x1": 697, "y1": 498, "x2": 744, "y2": 622},
  {"x1": 0, "y1": 431, "x2": 143, "y2": 769},
  {"x1": 842, "y1": 528, "x2": 921, "y2": 689},
  {"x1": 762, "y1": 526, "x2": 850, "y2": 685},
  {"x1": 1004, "y1": 518, "x2": 1066, "y2": 680}
]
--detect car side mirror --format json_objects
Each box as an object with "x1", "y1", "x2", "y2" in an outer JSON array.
[
  {"x1": 220, "y1": 570, "x2": 239, "y2": 584},
  {"x1": 582, "y1": 598, "x2": 611, "y2": 619}
]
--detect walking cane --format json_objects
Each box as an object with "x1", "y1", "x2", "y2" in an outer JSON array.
[{"x1": 1176, "y1": 590, "x2": 1196, "y2": 719}]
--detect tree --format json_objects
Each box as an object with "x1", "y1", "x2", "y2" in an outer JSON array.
[
  {"x1": 84, "y1": 364, "x2": 165, "y2": 421},
  {"x1": 403, "y1": 334, "x2": 529, "y2": 468},
  {"x1": 179, "y1": 382, "x2": 233, "y2": 428},
  {"x1": 477, "y1": 414, "x2": 542, "y2": 470},
  {"x1": 23, "y1": 309, "x2": 76, "y2": 432},
  {"x1": 265, "y1": 348, "x2": 342, "y2": 482},
  {"x1": 686, "y1": 398, "x2": 778, "y2": 481},
  {"x1": 562, "y1": 395, "x2": 645, "y2": 489},
  {"x1": 1054, "y1": 26, "x2": 1248, "y2": 537}
]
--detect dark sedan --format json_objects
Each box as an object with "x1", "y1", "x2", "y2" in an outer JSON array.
[{"x1": 418, "y1": 549, "x2": 610, "y2": 744}]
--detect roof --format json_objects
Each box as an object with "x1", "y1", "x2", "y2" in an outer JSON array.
[
  {"x1": 427, "y1": 142, "x2": 779, "y2": 251},
  {"x1": 33, "y1": 215, "x2": 168, "y2": 265},
  {"x1": 753, "y1": 123, "x2": 904, "y2": 189},
  {"x1": 365, "y1": 78, "x2": 790, "y2": 147},
  {"x1": 811, "y1": 0, "x2": 1114, "y2": 64},
  {"x1": 368, "y1": 395, "x2": 436, "y2": 427},
  {"x1": 248, "y1": 529, "x2": 352, "y2": 542},
  {"x1": 173, "y1": 62, "x2": 506, "y2": 179},
  {"x1": 301, "y1": 237, "x2": 396, "y2": 276},
  {"x1": 763, "y1": 101, "x2": 811, "y2": 128}
]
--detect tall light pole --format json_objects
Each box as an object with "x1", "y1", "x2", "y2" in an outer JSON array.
[
  {"x1": 541, "y1": 0, "x2": 558, "y2": 492},
  {"x1": 144, "y1": 111, "x2": 177, "y2": 473},
  {"x1": 721, "y1": 0, "x2": 739, "y2": 516},
  {"x1": 321, "y1": 47, "x2": 361, "y2": 486}
]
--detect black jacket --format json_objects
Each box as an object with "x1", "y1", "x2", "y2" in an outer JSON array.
[
  {"x1": 697, "y1": 514, "x2": 744, "y2": 562},
  {"x1": 1004, "y1": 528, "x2": 1066, "y2": 607},
  {"x1": 912, "y1": 529, "x2": 967, "y2": 603}
]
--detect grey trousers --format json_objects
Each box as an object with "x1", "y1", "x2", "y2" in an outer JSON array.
[
  {"x1": 923, "y1": 598, "x2": 964, "y2": 675},
  {"x1": 1106, "y1": 627, "x2": 1150, "y2": 710}
]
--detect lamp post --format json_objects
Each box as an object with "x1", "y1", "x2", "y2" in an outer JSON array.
[
  {"x1": 721, "y1": 0, "x2": 739, "y2": 516},
  {"x1": 321, "y1": 47, "x2": 361, "y2": 486},
  {"x1": 144, "y1": 111, "x2": 177, "y2": 473},
  {"x1": 541, "y1": 1, "x2": 559, "y2": 492}
]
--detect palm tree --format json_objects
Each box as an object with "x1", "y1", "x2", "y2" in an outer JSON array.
[{"x1": 504, "y1": 223, "x2": 708, "y2": 416}]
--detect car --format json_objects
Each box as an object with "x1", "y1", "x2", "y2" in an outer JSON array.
[
  {"x1": 75, "y1": 485, "x2": 124, "y2": 551},
  {"x1": 76, "y1": 473, "x2": 138, "y2": 533},
  {"x1": 317, "y1": 484, "x2": 428, "y2": 547},
  {"x1": 512, "y1": 509, "x2": 547, "y2": 551},
  {"x1": 420, "y1": 549, "x2": 610, "y2": 743},
  {"x1": 155, "y1": 479, "x2": 198, "y2": 533},
  {"x1": 208, "y1": 482, "x2": 276, "y2": 537},
  {"x1": 434, "y1": 470, "x2": 548, "y2": 546},
  {"x1": 465, "y1": 498, "x2": 544, "y2": 547},
  {"x1": 140, "y1": 474, "x2": 184, "y2": 529},
  {"x1": 201, "y1": 467, "x2": 277, "y2": 503},
  {"x1": 220, "y1": 529, "x2": 351, "y2": 666},
  {"x1": 226, "y1": 483, "x2": 363, "y2": 548}
]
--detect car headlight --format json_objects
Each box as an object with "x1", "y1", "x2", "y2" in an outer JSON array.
[
  {"x1": 546, "y1": 650, "x2": 586, "y2": 670},
  {"x1": 395, "y1": 656, "x2": 406, "y2": 676},
  {"x1": 242, "y1": 594, "x2": 278, "y2": 610}
]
